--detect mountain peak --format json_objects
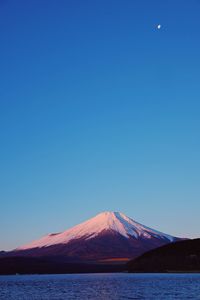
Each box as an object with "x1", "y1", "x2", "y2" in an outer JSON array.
[
  {"x1": 92, "y1": 211, "x2": 136, "y2": 224},
  {"x1": 96, "y1": 211, "x2": 121, "y2": 217},
  {"x1": 17, "y1": 211, "x2": 177, "y2": 251}
]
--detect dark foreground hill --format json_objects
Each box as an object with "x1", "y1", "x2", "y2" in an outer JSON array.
[{"x1": 128, "y1": 238, "x2": 200, "y2": 273}]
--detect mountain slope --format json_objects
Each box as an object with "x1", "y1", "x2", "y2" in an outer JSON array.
[{"x1": 11, "y1": 211, "x2": 182, "y2": 260}]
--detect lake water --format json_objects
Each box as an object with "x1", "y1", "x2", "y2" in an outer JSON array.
[{"x1": 0, "y1": 273, "x2": 200, "y2": 299}]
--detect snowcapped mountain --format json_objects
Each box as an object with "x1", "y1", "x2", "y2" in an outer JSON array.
[{"x1": 13, "y1": 211, "x2": 182, "y2": 260}]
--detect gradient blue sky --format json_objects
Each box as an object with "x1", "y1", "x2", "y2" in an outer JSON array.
[{"x1": 1, "y1": 0, "x2": 200, "y2": 250}]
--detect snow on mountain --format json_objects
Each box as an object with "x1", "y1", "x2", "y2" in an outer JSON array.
[{"x1": 17, "y1": 211, "x2": 176, "y2": 251}]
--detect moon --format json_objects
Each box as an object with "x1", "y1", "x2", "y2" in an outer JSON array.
[{"x1": 157, "y1": 24, "x2": 161, "y2": 30}]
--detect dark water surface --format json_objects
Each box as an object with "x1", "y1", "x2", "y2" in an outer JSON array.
[{"x1": 0, "y1": 273, "x2": 200, "y2": 300}]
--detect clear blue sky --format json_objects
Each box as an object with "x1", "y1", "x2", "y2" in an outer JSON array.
[{"x1": 1, "y1": 0, "x2": 200, "y2": 250}]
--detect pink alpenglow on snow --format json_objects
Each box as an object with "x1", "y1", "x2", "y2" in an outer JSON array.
[
  {"x1": 17, "y1": 211, "x2": 176, "y2": 250},
  {"x1": 13, "y1": 212, "x2": 182, "y2": 260}
]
